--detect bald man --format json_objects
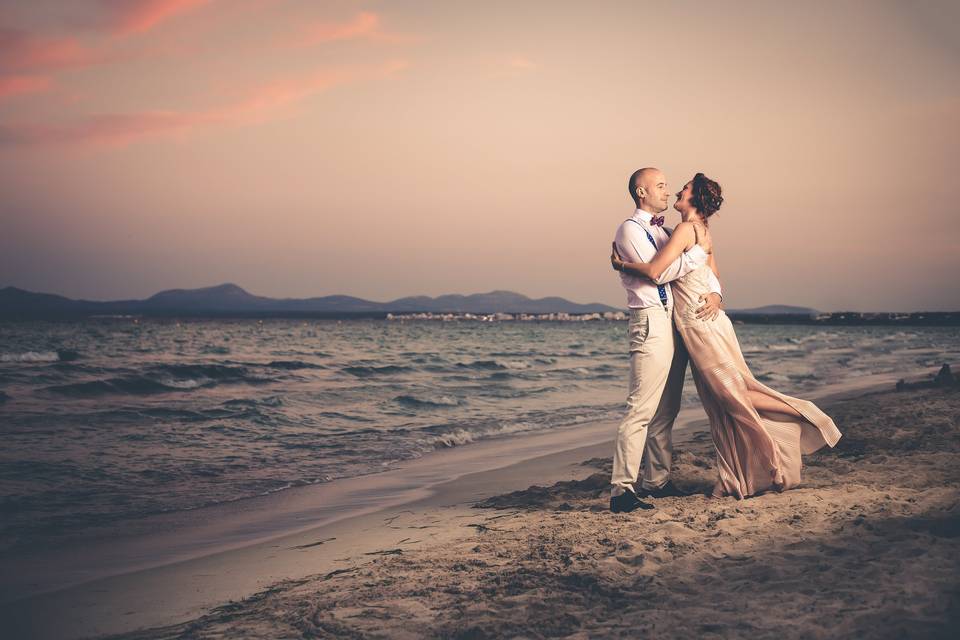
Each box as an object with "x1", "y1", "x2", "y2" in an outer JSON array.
[{"x1": 609, "y1": 167, "x2": 723, "y2": 513}]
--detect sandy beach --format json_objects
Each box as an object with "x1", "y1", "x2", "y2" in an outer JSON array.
[{"x1": 3, "y1": 373, "x2": 958, "y2": 639}]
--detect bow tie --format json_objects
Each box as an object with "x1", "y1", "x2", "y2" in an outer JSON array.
[{"x1": 649, "y1": 215, "x2": 665, "y2": 227}]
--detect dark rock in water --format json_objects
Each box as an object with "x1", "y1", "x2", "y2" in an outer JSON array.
[
  {"x1": 896, "y1": 364, "x2": 957, "y2": 391},
  {"x1": 935, "y1": 364, "x2": 955, "y2": 387}
]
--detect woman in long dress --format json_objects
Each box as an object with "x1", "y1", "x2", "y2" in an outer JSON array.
[{"x1": 611, "y1": 173, "x2": 841, "y2": 498}]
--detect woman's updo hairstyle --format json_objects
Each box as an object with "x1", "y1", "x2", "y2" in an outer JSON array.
[{"x1": 690, "y1": 172, "x2": 723, "y2": 220}]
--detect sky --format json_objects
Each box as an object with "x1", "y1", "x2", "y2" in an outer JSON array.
[{"x1": 1, "y1": 0, "x2": 958, "y2": 312}]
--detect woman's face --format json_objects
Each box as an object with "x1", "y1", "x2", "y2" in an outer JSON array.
[{"x1": 674, "y1": 181, "x2": 694, "y2": 214}]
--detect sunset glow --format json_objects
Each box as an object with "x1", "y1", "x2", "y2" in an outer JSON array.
[{"x1": 1, "y1": 0, "x2": 958, "y2": 311}]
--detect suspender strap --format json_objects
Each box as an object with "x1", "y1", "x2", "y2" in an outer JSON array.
[{"x1": 625, "y1": 219, "x2": 669, "y2": 307}]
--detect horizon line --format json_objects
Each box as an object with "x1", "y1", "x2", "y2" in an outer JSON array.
[{"x1": 5, "y1": 282, "x2": 960, "y2": 314}]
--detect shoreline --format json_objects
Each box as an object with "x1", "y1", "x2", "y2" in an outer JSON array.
[
  {"x1": 0, "y1": 368, "x2": 951, "y2": 638},
  {"x1": 1, "y1": 370, "x2": 914, "y2": 603},
  {"x1": 2, "y1": 421, "x2": 636, "y2": 639}
]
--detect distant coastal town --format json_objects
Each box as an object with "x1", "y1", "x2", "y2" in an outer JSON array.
[
  {"x1": 388, "y1": 311, "x2": 624, "y2": 322},
  {"x1": 387, "y1": 311, "x2": 960, "y2": 326}
]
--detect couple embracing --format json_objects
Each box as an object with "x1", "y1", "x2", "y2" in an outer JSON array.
[{"x1": 608, "y1": 168, "x2": 842, "y2": 513}]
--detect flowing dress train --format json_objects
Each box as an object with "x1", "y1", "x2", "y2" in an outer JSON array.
[{"x1": 671, "y1": 240, "x2": 842, "y2": 498}]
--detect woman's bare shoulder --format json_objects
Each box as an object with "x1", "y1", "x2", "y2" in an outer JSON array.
[
  {"x1": 668, "y1": 221, "x2": 696, "y2": 240},
  {"x1": 691, "y1": 221, "x2": 712, "y2": 252}
]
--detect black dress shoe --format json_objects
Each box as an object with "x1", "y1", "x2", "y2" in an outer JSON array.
[
  {"x1": 609, "y1": 490, "x2": 655, "y2": 513},
  {"x1": 637, "y1": 481, "x2": 691, "y2": 499}
]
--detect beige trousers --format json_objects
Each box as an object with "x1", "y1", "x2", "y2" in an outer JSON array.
[{"x1": 610, "y1": 306, "x2": 688, "y2": 497}]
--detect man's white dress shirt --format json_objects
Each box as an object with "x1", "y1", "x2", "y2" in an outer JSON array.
[{"x1": 614, "y1": 209, "x2": 723, "y2": 309}]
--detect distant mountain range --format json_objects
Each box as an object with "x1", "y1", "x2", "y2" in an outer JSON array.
[
  {"x1": 5, "y1": 284, "x2": 957, "y2": 324},
  {"x1": 0, "y1": 283, "x2": 624, "y2": 318}
]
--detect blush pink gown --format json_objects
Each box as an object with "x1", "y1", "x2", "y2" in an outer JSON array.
[{"x1": 672, "y1": 242, "x2": 842, "y2": 498}]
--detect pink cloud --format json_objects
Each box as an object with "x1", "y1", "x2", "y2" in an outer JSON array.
[
  {"x1": 0, "y1": 1, "x2": 216, "y2": 102},
  {"x1": 0, "y1": 111, "x2": 198, "y2": 147},
  {"x1": 298, "y1": 11, "x2": 379, "y2": 44},
  {"x1": 0, "y1": 75, "x2": 52, "y2": 100},
  {"x1": 0, "y1": 28, "x2": 106, "y2": 73},
  {"x1": 100, "y1": 0, "x2": 214, "y2": 36},
  {"x1": 197, "y1": 59, "x2": 407, "y2": 124},
  {"x1": 211, "y1": 68, "x2": 347, "y2": 124},
  {"x1": 290, "y1": 11, "x2": 414, "y2": 47},
  {"x1": 0, "y1": 63, "x2": 384, "y2": 148}
]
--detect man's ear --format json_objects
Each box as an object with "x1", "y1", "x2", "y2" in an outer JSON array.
[{"x1": 636, "y1": 186, "x2": 646, "y2": 201}]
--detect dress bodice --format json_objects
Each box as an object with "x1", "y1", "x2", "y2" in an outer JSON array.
[{"x1": 671, "y1": 261, "x2": 715, "y2": 327}]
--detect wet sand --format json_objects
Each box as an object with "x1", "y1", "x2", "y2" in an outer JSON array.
[{"x1": 3, "y1": 375, "x2": 958, "y2": 639}]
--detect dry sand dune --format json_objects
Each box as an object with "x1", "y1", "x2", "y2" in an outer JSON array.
[{"x1": 108, "y1": 384, "x2": 959, "y2": 639}]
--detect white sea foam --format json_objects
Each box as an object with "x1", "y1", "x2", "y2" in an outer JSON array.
[
  {"x1": 157, "y1": 377, "x2": 206, "y2": 390},
  {"x1": 425, "y1": 421, "x2": 544, "y2": 449},
  {"x1": 767, "y1": 344, "x2": 802, "y2": 352},
  {"x1": 396, "y1": 393, "x2": 461, "y2": 407},
  {"x1": 429, "y1": 428, "x2": 477, "y2": 448},
  {"x1": 1, "y1": 351, "x2": 60, "y2": 362}
]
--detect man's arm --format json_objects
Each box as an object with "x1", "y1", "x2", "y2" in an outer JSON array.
[
  {"x1": 618, "y1": 221, "x2": 707, "y2": 283},
  {"x1": 654, "y1": 224, "x2": 707, "y2": 284},
  {"x1": 652, "y1": 243, "x2": 708, "y2": 284},
  {"x1": 614, "y1": 221, "x2": 652, "y2": 264}
]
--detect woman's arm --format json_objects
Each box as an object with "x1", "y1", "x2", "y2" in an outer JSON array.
[{"x1": 611, "y1": 222, "x2": 696, "y2": 280}]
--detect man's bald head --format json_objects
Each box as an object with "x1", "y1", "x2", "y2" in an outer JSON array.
[{"x1": 628, "y1": 167, "x2": 669, "y2": 213}]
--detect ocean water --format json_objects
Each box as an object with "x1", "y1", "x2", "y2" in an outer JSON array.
[{"x1": 1, "y1": 318, "x2": 957, "y2": 555}]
